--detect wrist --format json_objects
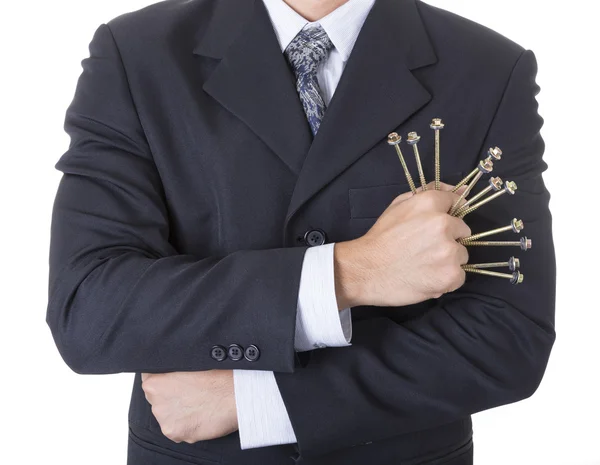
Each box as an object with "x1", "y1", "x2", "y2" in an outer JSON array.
[{"x1": 333, "y1": 240, "x2": 371, "y2": 309}]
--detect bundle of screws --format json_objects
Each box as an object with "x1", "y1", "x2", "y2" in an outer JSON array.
[{"x1": 387, "y1": 118, "x2": 531, "y2": 285}]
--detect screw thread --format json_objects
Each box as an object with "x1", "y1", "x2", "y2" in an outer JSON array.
[
  {"x1": 412, "y1": 144, "x2": 428, "y2": 191},
  {"x1": 457, "y1": 189, "x2": 506, "y2": 218},
  {"x1": 459, "y1": 223, "x2": 515, "y2": 243},
  {"x1": 450, "y1": 171, "x2": 483, "y2": 215},
  {"x1": 393, "y1": 145, "x2": 417, "y2": 194},
  {"x1": 463, "y1": 268, "x2": 516, "y2": 280},
  {"x1": 452, "y1": 167, "x2": 479, "y2": 192},
  {"x1": 463, "y1": 262, "x2": 511, "y2": 269},
  {"x1": 462, "y1": 240, "x2": 522, "y2": 247},
  {"x1": 434, "y1": 130, "x2": 441, "y2": 191},
  {"x1": 454, "y1": 185, "x2": 493, "y2": 215}
]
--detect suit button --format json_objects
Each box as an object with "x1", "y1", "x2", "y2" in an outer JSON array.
[
  {"x1": 244, "y1": 344, "x2": 260, "y2": 362},
  {"x1": 210, "y1": 345, "x2": 227, "y2": 362},
  {"x1": 304, "y1": 229, "x2": 326, "y2": 247},
  {"x1": 228, "y1": 344, "x2": 244, "y2": 361}
]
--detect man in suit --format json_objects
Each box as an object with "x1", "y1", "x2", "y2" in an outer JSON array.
[{"x1": 47, "y1": 0, "x2": 556, "y2": 463}]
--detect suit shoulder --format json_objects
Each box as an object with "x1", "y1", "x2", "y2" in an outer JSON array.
[
  {"x1": 417, "y1": 1, "x2": 526, "y2": 65},
  {"x1": 104, "y1": 0, "x2": 215, "y2": 43}
]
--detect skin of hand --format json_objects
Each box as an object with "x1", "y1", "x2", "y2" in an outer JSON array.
[
  {"x1": 141, "y1": 370, "x2": 238, "y2": 443},
  {"x1": 334, "y1": 182, "x2": 471, "y2": 309}
]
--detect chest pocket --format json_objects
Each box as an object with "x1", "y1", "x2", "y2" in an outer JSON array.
[{"x1": 348, "y1": 170, "x2": 466, "y2": 219}]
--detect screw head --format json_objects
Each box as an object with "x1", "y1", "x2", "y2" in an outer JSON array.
[
  {"x1": 508, "y1": 256, "x2": 520, "y2": 271},
  {"x1": 488, "y1": 147, "x2": 503, "y2": 160},
  {"x1": 511, "y1": 218, "x2": 524, "y2": 233},
  {"x1": 510, "y1": 271, "x2": 524, "y2": 285},
  {"x1": 520, "y1": 236, "x2": 532, "y2": 250},
  {"x1": 387, "y1": 132, "x2": 402, "y2": 145},
  {"x1": 505, "y1": 180, "x2": 518, "y2": 194},
  {"x1": 406, "y1": 131, "x2": 421, "y2": 145},
  {"x1": 478, "y1": 159, "x2": 494, "y2": 173},
  {"x1": 430, "y1": 118, "x2": 445, "y2": 130},
  {"x1": 490, "y1": 176, "x2": 503, "y2": 191}
]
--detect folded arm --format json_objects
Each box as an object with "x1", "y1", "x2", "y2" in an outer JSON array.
[{"x1": 47, "y1": 24, "x2": 309, "y2": 375}]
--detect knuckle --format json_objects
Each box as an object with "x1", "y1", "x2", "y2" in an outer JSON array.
[
  {"x1": 392, "y1": 191, "x2": 412, "y2": 205},
  {"x1": 430, "y1": 213, "x2": 449, "y2": 233},
  {"x1": 460, "y1": 221, "x2": 472, "y2": 238},
  {"x1": 418, "y1": 191, "x2": 437, "y2": 208},
  {"x1": 448, "y1": 267, "x2": 466, "y2": 288},
  {"x1": 142, "y1": 381, "x2": 154, "y2": 395},
  {"x1": 436, "y1": 241, "x2": 455, "y2": 260},
  {"x1": 161, "y1": 424, "x2": 176, "y2": 440},
  {"x1": 453, "y1": 266, "x2": 466, "y2": 282}
]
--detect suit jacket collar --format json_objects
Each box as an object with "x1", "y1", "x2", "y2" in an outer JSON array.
[
  {"x1": 193, "y1": 0, "x2": 438, "y2": 229},
  {"x1": 193, "y1": 0, "x2": 436, "y2": 68},
  {"x1": 195, "y1": 0, "x2": 313, "y2": 174}
]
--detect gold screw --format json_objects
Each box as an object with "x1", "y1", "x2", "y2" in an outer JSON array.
[
  {"x1": 451, "y1": 147, "x2": 502, "y2": 193},
  {"x1": 459, "y1": 218, "x2": 524, "y2": 243},
  {"x1": 464, "y1": 268, "x2": 524, "y2": 285},
  {"x1": 462, "y1": 256, "x2": 520, "y2": 272},
  {"x1": 407, "y1": 132, "x2": 427, "y2": 191},
  {"x1": 463, "y1": 236, "x2": 532, "y2": 251},
  {"x1": 449, "y1": 159, "x2": 494, "y2": 215},
  {"x1": 457, "y1": 181, "x2": 517, "y2": 218},
  {"x1": 388, "y1": 132, "x2": 417, "y2": 194},
  {"x1": 454, "y1": 176, "x2": 503, "y2": 216},
  {"x1": 487, "y1": 146, "x2": 503, "y2": 161},
  {"x1": 452, "y1": 167, "x2": 479, "y2": 193},
  {"x1": 430, "y1": 118, "x2": 445, "y2": 191},
  {"x1": 452, "y1": 166, "x2": 479, "y2": 192}
]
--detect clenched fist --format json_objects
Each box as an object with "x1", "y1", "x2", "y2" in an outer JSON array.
[
  {"x1": 141, "y1": 370, "x2": 238, "y2": 443},
  {"x1": 335, "y1": 182, "x2": 471, "y2": 308}
]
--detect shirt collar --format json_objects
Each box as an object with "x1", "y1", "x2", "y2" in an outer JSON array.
[{"x1": 261, "y1": 0, "x2": 376, "y2": 62}]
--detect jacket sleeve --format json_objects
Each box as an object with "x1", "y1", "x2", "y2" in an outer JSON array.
[
  {"x1": 274, "y1": 49, "x2": 556, "y2": 457},
  {"x1": 46, "y1": 23, "x2": 308, "y2": 375}
]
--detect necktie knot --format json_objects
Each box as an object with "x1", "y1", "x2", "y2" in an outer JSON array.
[
  {"x1": 284, "y1": 25, "x2": 334, "y2": 136},
  {"x1": 284, "y1": 25, "x2": 334, "y2": 80}
]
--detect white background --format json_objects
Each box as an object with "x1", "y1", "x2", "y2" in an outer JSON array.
[{"x1": 1, "y1": 0, "x2": 598, "y2": 464}]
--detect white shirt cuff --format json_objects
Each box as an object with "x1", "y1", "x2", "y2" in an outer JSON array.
[
  {"x1": 294, "y1": 243, "x2": 353, "y2": 352},
  {"x1": 233, "y1": 369, "x2": 297, "y2": 449}
]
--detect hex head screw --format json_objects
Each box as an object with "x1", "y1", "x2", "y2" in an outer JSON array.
[
  {"x1": 457, "y1": 180, "x2": 517, "y2": 218},
  {"x1": 459, "y1": 218, "x2": 524, "y2": 243},
  {"x1": 407, "y1": 131, "x2": 428, "y2": 191},
  {"x1": 430, "y1": 118, "x2": 445, "y2": 190},
  {"x1": 388, "y1": 132, "x2": 417, "y2": 194}
]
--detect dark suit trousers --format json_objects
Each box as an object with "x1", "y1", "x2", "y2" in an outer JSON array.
[{"x1": 128, "y1": 426, "x2": 474, "y2": 465}]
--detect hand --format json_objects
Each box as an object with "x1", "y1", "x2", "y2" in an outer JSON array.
[
  {"x1": 334, "y1": 182, "x2": 471, "y2": 308},
  {"x1": 141, "y1": 370, "x2": 238, "y2": 443}
]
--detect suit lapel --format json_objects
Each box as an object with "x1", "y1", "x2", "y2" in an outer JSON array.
[
  {"x1": 284, "y1": 0, "x2": 438, "y2": 225},
  {"x1": 195, "y1": 0, "x2": 312, "y2": 174}
]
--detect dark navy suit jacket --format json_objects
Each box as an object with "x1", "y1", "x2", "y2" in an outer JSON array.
[{"x1": 47, "y1": 0, "x2": 556, "y2": 463}]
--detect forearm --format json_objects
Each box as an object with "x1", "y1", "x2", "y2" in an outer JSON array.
[
  {"x1": 276, "y1": 292, "x2": 554, "y2": 457},
  {"x1": 233, "y1": 242, "x2": 353, "y2": 449},
  {"x1": 47, "y1": 233, "x2": 307, "y2": 374},
  {"x1": 47, "y1": 23, "x2": 312, "y2": 375}
]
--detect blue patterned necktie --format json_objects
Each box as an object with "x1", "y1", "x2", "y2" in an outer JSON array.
[{"x1": 284, "y1": 25, "x2": 334, "y2": 136}]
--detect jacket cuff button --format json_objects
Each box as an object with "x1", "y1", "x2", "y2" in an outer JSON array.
[
  {"x1": 210, "y1": 345, "x2": 227, "y2": 362},
  {"x1": 244, "y1": 344, "x2": 260, "y2": 362},
  {"x1": 228, "y1": 344, "x2": 244, "y2": 361}
]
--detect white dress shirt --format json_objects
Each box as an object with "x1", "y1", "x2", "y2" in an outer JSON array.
[{"x1": 233, "y1": 0, "x2": 376, "y2": 450}]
